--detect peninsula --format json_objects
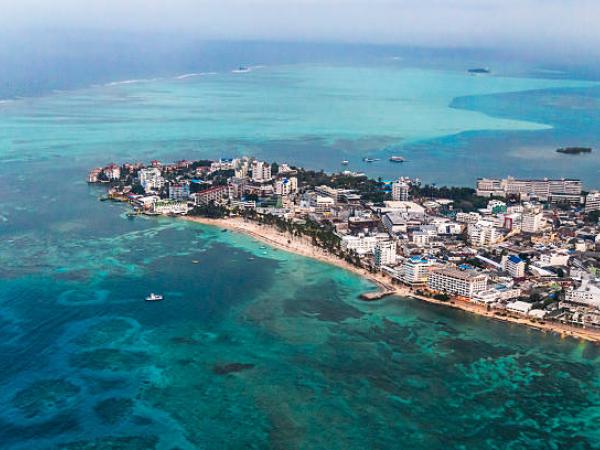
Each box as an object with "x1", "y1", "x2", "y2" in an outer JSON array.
[{"x1": 89, "y1": 158, "x2": 600, "y2": 342}]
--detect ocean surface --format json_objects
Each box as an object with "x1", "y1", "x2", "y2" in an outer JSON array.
[{"x1": 0, "y1": 50, "x2": 599, "y2": 449}]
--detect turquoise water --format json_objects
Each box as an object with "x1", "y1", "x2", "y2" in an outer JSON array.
[{"x1": 0, "y1": 63, "x2": 599, "y2": 448}]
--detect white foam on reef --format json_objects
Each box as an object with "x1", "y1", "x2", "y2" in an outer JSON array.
[
  {"x1": 175, "y1": 72, "x2": 217, "y2": 80},
  {"x1": 104, "y1": 78, "x2": 159, "y2": 87}
]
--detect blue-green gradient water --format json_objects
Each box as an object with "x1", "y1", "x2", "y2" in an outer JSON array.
[{"x1": 1, "y1": 60, "x2": 599, "y2": 449}]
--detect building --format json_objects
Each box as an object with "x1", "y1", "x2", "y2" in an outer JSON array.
[
  {"x1": 391, "y1": 181, "x2": 410, "y2": 201},
  {"x1": 341, "y1": 234, "x2": 378, "y2": 256},
  {"x1": 476, "y1": 177, "x2": 582, "y2": 201},
  {"x1": 467, "y1": 221, "x2": 499, "y2": 247},
  {"x1": 103, "y1": 163, "x2": 121, "y2": 181},
  {"x1": 193, "y1": 185, "x2": 228, "y2": 205},
  {"x1": 139, "y1": 168, "x2": 164, "y2": 192},
  {"x1": 168, "y1": 182, "x2": 190, "y2": 201},
  {"x1": 251, "y1": 161, "x2": 272, "y2": 182},
  {"x1": 274, "y1": 177, "x2": 298, "y2": 196},
  {"x1": 400, "y1": 256, "x2": 434, "y2": 287},
  {"x1": 382, "y1": 213, "x2": 407, "y2": 234},
  {"x1": 506, "y1": 300, "x2": 533, "y2": 315},
  {"x1": 585, "y1": 192, "x2": 600, "y2": 213},
  {"x1": 427, "y1": 267, "x2": 488, "y2": 298},
  {"x1": 503, "y1": 255, "x2": 526, "y2": 278},
  {"x1": 564, "y1": 279, "x2": 600, "y2": 308},
  {"x1": 153, "y1": 200, "x2": 189, "y2": 215},
  {"x1": 374, "y1": 241, "x2": 396, "y2": 268},
  {"x1": 383, "y1": 201, "x2": 426, "y2": 218},
  {"x1": 88, "y1": 168, "x2": 102, "y2": 183},
  {"x1": 521, "y1": 212, "x2": 543, "y2": 233}
]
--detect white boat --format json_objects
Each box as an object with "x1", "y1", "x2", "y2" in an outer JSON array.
[
  {"x1": 145, "y1": 293, "x2": 163, "y2": 302},
  {"x1": 389, "y1": 156, "x2": 406, "y2": 162},
  {"x1": 341, "y1": 160, "x2": 349, "y2": 165}
]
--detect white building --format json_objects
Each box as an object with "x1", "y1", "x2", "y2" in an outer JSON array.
[
  {"x1": 428, "y1": 268, "x2": 488, "y2": 298},
  {"x1": 391, "y1": 181, "x2": 410, "y2": 201},
  {"x1": 251, "y1": 161, "x2": 272, "y2": 182},
  {"x1": 456, "y1": 212, "x2": 481, "y2": 224},
  {"x1": 585, "y1": 192, "x2": 600, "y2": 213},
  {"x1": 473, "y1": 287, "x2": 521, "y2": 304},
  {"x1": 103, "y1": 163, "x2": 121, "y2": 180},
  {"x1": 275, "y1": 177, "x2": 298, "y2": 196},
  {"x1": 538, "y1": 251, "x2": 570, "y2": 267},
  {"x1": 139, "y1": 168, "x2": 164, "y2": 192},
  {"x1": 400, "y1": 257, "x2": 434, "y2": 287},
  {"x1": 467, "y1": 221, "x2": 499, "y2": 247},
  {"x1": 564, "y1": 279, "x2": 600, "y2": 308},
  {"x1": 521, "y1": 212, "x2": 543, "y2": 233},
  {"x1": 476, "y1": 177, "x2": 582, "y2": 201},
  {"x1": 341, "y1": 234, "x2": 379, "y2": 256},
  {"x1": 374, "y1": 241, "x2": 396, "y2": 268},
  {"x1": 153, "y1": 200, "x2": 189, "y2": 215},
  {"x1": 506, "y1": 300, "x2": 533, "y2": 315},
  {"x1": 383, "y1": 201, "x2": 425, "y2": 218},
  {"x1": 502, "y1": 255, "x2": 526, "y2": 278}
]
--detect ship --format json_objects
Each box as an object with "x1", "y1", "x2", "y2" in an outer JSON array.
[
  {"x1": 341, "y1": 160, "x2": 349, "y2": 165},
  {"x1": 145, "y1": 293, "x2": 163, "y2": 302},
  {"x1": 362, "y1": 157, "x2": 381, "y2": 163},
  {"x1": 389, "y1": 156, "x2": 406, "y2": 163}
]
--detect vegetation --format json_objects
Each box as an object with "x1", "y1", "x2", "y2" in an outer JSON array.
[
  {"x1": 295, "y1": 169, "x2": 389, "y2": 204},
  {"x1": 190, "y1": 201, "x2": 228, "y2": 218},
  {"x1": 411, "y1": 184, "x2": 498, "y2": 212}
]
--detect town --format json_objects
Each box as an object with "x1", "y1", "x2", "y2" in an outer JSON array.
[{"x1": 89, "y1": 157, "x2": 600, "y2": 337}]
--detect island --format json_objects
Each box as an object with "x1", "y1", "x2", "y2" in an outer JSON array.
[
  {"x1": 468, "y1": 68, "x2": 491, "y2": 74},
  {"x1": 88, "y1": 157, "x2": 600, "y2": 342},
  {"x1": 556, "y1": 147, "x2": 592, "y2": 154}
]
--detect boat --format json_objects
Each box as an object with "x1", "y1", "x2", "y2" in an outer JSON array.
[
  {"x1": 145, "y1": 293, "x2": 163, "y2": 302},
  {"x1": 341, "y1": 160, "x2": 349, "y2": 165},
  {"x1": 389, "y1": 156, "x2": 406, "y2": 163},
  {"x1": 192, "y1": 260, "x2": 199, "y2": 264},
  {"x1": 362, "y1": 157, "x2": 380, "y2": 163}
]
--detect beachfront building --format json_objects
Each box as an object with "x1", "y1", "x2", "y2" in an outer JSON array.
[
  {"x1": 153, "y1": 200, "x2": 189, "y2": 215},
  {"x1": 139, "y1": 168, "x2": 164, "y2": 192},
  {"x1": 341, "y1": 234, "x2": 378, "y2": 256},
  {"x1": 428, "y1": 267, "x2": 488, "y2": 298},
  {"x1": 476, "y1": 177, "x2": 582, "y2": 202},
  {"x1": 564, "y1": 279, "x2": 600, "y2": 308},
  {"x1": 103, "y1": 163, "x2": 121, "y2": 181},
  {"x1": 391, "y1": 181, "x2": 410, "y2": 201},
  {"x1": 400, "y1": 256, "x2": 434, "y2": 287},
  {"x1": 193, "y1": 185, "x2": 229, "y2": 205},
  {"x1": 168, "y1": 182, "x2": 190, "y2": 201},
  {"x1": 374, "y1": 241, "x2": 397, "y2": 268}
]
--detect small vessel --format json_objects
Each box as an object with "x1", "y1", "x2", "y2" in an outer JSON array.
[
  {"x1": 221, "y1": 229, "x2": 228, "y2": 233},
  {"x1": 192, "y1": 260, "x2": 200, "y2": 264},
  {"x1": 389, "y1": 156, "x2": 406, "y2": 163},
  {"x1": 363, "y1": 157, "x2": 380, "y2": 163},
  {"x1": 145, "y1": 293, "x2": 163, "y2": 302},
  {"x1": 341, "y1": 160, "x2": 349, "y2": 165}
]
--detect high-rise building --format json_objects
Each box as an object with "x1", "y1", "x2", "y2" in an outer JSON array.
[
  {"x1": 374, "y1": 241, "x2": 396, "y2": 268},
  {"x1": 391, "y1": 181, "x2": 410, "y2": 201},
  {"x1": 251, "y1": 161, "x2": 272, "y2": 182},
  {"x1": 521, "y1": 212, "x2": 543, "y2": 233},
  {"x1": 467, "y1": 221, "x2": 499, "y2": 247}
]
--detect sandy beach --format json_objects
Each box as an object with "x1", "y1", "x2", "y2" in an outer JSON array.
[{"x1": 181, "y1": 215, "x2": 600, "y2": 343}]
